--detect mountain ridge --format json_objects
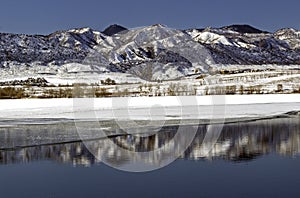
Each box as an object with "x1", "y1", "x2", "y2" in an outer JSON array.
[{"x1": 1, "y1": 24, "x2": 300, "y2": 80}]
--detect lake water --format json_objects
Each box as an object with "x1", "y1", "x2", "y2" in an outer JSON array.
[{"x1": 0, "y1": 116, "x2": 300, "y2": 197}]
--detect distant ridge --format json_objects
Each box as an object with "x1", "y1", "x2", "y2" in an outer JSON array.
[
  {"x1": 102, "y1": 24, "x2": 128, "y2": 36},
  {"x1": 221, "y1": 24, "x2": 269, "y2": 34}
]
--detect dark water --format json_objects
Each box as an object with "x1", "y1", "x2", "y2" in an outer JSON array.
[{"x1": 0, "y1": 117, "x2": 300, "y2": 197}]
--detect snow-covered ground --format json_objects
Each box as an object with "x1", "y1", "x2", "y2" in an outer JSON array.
[
  {"x1": 1, "y1": 64, "x2": 299, "y2": 100},
  {"x1": 1, "y1": 95, "x2": 300, "y2": 126}
]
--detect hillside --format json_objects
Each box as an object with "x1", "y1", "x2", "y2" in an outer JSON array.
[{"x1": 1, "y1": 24, "x2": 300, "y2": 81}]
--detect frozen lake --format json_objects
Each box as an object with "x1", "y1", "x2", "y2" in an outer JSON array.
[
  {"x1": 1, "y1": 95, "x2": 300, "y2": 197},
  {"x1": 1, "y1": 94, "x2": 300, "y2": 124}
]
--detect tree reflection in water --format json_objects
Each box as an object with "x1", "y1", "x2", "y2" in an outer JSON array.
[{"x1": 0, "y1": 117, "x2": 299, "y2": 167}]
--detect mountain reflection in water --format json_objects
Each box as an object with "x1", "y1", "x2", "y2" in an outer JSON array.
[{"x1": 0, "y1": 117, "x2": 299, "y2": 167}]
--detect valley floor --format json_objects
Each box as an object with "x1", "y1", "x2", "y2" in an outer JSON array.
[{"x1": 1, "y1": 64, "x2": 300, "y2": 99}]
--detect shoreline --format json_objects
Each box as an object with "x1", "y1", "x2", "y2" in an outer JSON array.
[{"x1": 0, "y1": 114, "x2": 299, "y2": 151}]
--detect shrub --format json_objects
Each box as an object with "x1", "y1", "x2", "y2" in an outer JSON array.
[
  {"x1": 0, "y1": 87, "x2": 25, "y2": 99},
  {"x1": 100, "y1": 78, "x2": 116, "y2": 85}
]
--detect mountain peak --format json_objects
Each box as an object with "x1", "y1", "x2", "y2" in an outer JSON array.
[
  {"x1": 102, "y1": 24, "x2": 128, "y2": 36},
  {"x1": 275, "y1": 28, "x2": 298, "y2": 34},
  {"x1": 221, "y1": 24, "x2": 268, "y2": 34},
  {"x1": 274, "y1": 28, "x2": 300, "y2": 41},
  {"x1": 68, "y1": 27, "x2": 93, "y2": 34},
  {"x1": 151, "y1": 24, "x2": 166, "y2": 28}
]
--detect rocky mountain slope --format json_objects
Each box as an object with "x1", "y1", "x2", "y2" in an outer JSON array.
[{"x1": 0, "y1": 24, "x2": 300, "y2": 80}]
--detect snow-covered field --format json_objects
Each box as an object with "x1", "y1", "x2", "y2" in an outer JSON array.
[
  {"x1": 1, "y1": 67, "x2": 299, "y2": 101},
  {"x1": 1, "y1": 95, "x2": 300, "y2": 126}
]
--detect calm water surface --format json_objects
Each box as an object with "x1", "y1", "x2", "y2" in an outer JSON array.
[{"x1": 0, "y1": 117, "x2": 300, "y2": 197}]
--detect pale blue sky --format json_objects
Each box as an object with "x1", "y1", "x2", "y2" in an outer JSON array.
[{"x1": 0, "y1": 0, "x2": 299, "y2": 34}]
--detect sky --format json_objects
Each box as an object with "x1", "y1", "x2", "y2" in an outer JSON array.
[{"x1": 0, "y1": 0, "x2": 300, "y2": 35}]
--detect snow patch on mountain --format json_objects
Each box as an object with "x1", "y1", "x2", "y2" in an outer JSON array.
[
  {"x1": 275, "y1": 28, "x2": 300, "y2": 49},
  {"x1": 190, "y1": 30, "x2": 233, "y2": 46}
]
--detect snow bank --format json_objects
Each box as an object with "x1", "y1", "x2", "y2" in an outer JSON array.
[{"x1": 0, "y1": 95, "x2": 299, "y2": 124}]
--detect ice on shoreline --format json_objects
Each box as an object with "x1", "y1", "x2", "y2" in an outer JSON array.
[{"x1": 0, "y1": 95, "x2": 299, "y2": 125}]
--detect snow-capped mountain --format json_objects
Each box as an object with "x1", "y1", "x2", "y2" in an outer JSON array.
[
  {"x1": 186, "y1": 25, "x2": 300, "y2": 65},
  {"x1": 1, "y1": 24, "x2": 300, "y2": 81}
]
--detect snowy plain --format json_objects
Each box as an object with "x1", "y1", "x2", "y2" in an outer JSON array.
[{"x1": 1, "y1": 94, "x2": 300, "y2": 126}]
